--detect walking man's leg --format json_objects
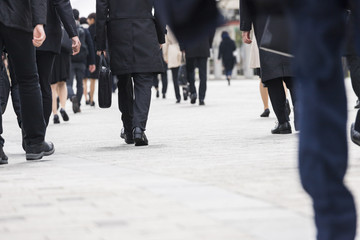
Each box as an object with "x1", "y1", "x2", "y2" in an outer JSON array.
[
  {"x1": 292, "y1": 0, "x2": 357, "y2": 239},
  {"x1": 132, "y1": 73, "x2": 155, "y2": 146},
  {"x1": 0, "y1": 23, "x2": 54, "y2": 160},
  {"x1": 171, "y1": 67, "x2": 181, "y2": 102},
  {"x1": 197, "y1": 57, "x2": 208, "y2": 105},
  {"x1": 117, "y1": 74, "x2": 134, "y2": 144},
  {"x1": 36, "y1": 51, "x2": 56, "y2": 126},
  {"x1": 185, "y1": 57, "x2": 197, "y2": 103}
]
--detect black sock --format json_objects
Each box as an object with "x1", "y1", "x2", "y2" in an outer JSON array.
[{"x1": 355, "y1": 110, "x2": 360, "y2": 132}]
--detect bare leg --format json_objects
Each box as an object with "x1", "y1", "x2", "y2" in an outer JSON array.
[
  {"x1": 260, "y1": 81, "x2": 269, "y2": 110},
  {"x1": 51, "y1": 84, "x2": 58, "y2": 115},
  {"x1": 283, "y1": 81, "x2": 288, "y2": 98},
  {"x1": 57, "y1": 82, "x2": 67, "y2": 109},
  {"x1": 89, "y1": 78, "x2": 96, "y2": 103}
]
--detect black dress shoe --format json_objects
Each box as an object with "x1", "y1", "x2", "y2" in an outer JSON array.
[
  {"x1": 199, "y1": 100, "x2": 205, "y2": 106},
  {"x1": 120, "y1": 128, "x2": 134, "y2": 144},
  {"x1": 26, "y1": 141, "x2": 55, "y2": 161},
  {"x1": 183, "y1": 88, "x2": 188, "y2": 101},
  {"x1": 285, "y1": 99, "x2": 291, "y2": 116},
  {"x1": 0, "y1": 146, "x2": 8, "y2": 165},
  {"x1": 176, "y1": 99, "x2": 180, "y2": 104},
  {"x1": 156, "y1": 90, "x2": 160, "y2": 98},
  {"x1": 351, "y1": 123, "x2": 360, "y2": 146},
  {"x1": 190, "y1": 93, "x2": 197, "y2": 104},
  {"x1": 162, "y1": 94, "x2": 166, "y2": 99},
  {"x1": 271, "y1": 121, "x2": 292, "y2": 134},
  {"x1": 355, "y1": 100, "x2": 360, "y2": 109},
  {"x1": 71, "y1": 96, "x2": 80, "y2": 113},
  {"x1": 260, "y1": 108, "x2": 270, "y2": 117},
  {"x1": 133, "y1": 127, "x2": 148, "y2": 146},
  {"x1": 53, "y1": 114, "x2": 60, "y2": 124},
  {"x1": 60, "y1": 109, "x2": 69, "y2": 122}
]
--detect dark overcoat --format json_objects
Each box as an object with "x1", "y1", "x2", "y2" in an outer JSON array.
[
  {"x1": 38, "y1": 0, "x2": 78, "y2": 54},
  {"x1": 96, "y1": 0, "x2": 165, "y2": 75},
  {"x1": 0, "y1": 0, "x2": 46, "y2": 33},
  {"x1": 218, "y1": 37, "x2": 237, "y2": 72},
  {"x1": 240, "y1": 0, "x2": 293, "y2": 83}
]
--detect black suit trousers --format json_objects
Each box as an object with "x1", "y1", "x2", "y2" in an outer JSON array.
[
  {"x1": 171, "y1": 67, "x2": 181, "y2": 100},
  {"x1": 117, "y1": 73, "x2": 155, "y2": 132},
  {"x1": 292, "y1": 0, "x2": 357, "y2": 239},
  {"x1": 37, "y1": 51, "x2": 56, "y2": 126},
  {"x1": 186, "y1": 57, "x2": 207, "y2": 100},
  {"x1": 266, "y1": 77, "x2": 297, "y2": 126},
  {"x1": 0, "y1": 22, "x2": 46, "y2": 146}
]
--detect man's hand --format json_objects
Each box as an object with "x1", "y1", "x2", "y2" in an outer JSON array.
[
  {"x1": 33, "y1": 24, "x2": 46, "y2": 47},
  {"x1": 72, "y1": 36, "x2": 81, "y2": 55},
  {"x1": 242, "y1": 31, "x2": 252, "y2": 44},
  {"x1": 97, "y1": 50, "x2": 107, "y2": 58},
  {"x1": 89, "y1": 64, "x2": 96, "y2": 73}
]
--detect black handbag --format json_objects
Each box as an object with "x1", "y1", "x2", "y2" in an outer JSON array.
[
  {"x1": 260, "y1": 15, "x2": 293, "y2": 58},
  {"x1": 98, "y1": 53, "x2": 112, "y2": 108},
  {"x1": 177, "y1": 54, "x2": 188, "y2": 86}
]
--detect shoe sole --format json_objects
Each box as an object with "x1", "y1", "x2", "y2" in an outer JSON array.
[
  {"x1": 26, "y1": 152, "x2": 44, "y2": 161},
  {"x1": 0, "y1": 160, "x2": 8, "y2": 165},
  {"x1": 272, "y1": 129, "x2": 292, "y2": 134},
  {"x1": 125, "y1": 140, "x2": 135, "y2": 144},
  {"x1": 26, "y1": 147, "x2": 55, "y2": 161}
]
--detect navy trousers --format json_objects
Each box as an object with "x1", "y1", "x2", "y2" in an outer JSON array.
[{"x1": 292, "y1": 0, "x2": 357, "y2": 239}]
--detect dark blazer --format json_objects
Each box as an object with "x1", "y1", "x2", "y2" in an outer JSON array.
[
  {"x1": 240, "y1": 0, "x2": 293, "y2": 82},
  {"x1": 155, "y1": 0, "x2": 223, "y2": 47},
  {"x1": 38, "y1": 0, "x2": 77, "y2": 54},
  {"x1": 84, "y1": 27, "x2": 96, "y2": 66},
  {"x1": 183, "y1": 35, "x2": 214, "y2": 58},
  {"x1": 0, "y1": 0, "x2": 47, "y2": 32},
  {"x1": 96, "y1": 0, "x2": 165, "y2": 75}
]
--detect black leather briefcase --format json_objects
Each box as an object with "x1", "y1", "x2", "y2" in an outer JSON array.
[{"x1": 98, "y1": 53, "x2": 112, "y2": 108}]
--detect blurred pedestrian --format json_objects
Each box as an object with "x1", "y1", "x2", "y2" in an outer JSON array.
[
  {"x1": 51, "y1": 28, "x2": 72, "y2": 124},
  {"x1": 153, "y1": 50, "x2": 168, "y2": 99},
  {"x1": 83, "y1": 13, "x2": 99, "y2": 107},
  {"x1": 96, "y1": 0, "x2": 165, "y2": 146},
  {"x1": 0, "y1": 0, "x2": 54, "y2": 160},
  {"x1": 241, "y1": 0, "x2": 298, "y2": 134},
  {"x1": 218, "y1": 31, "x2": 236, "y2": 86},
  {"x1": 249, "y1": 31, "x2": 270, "y2": 117},
  {"x1": 163, "y1": 26, "x2": 183, "y2": 103},
  {"x1": 182, "y1": 34, "x2": 214, "y2": 106},
  {"x1": 68, "y1": 9, "x2": 96, "y2": 113},
  {"x1": 36, "y1": 0, "x2": 80, "y2": 126}
]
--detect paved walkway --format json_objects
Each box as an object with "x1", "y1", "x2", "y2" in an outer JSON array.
[{"x1": 1, "y1": 78, "x2": 359, "y2": 240}]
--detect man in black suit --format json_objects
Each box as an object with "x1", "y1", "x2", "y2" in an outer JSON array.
[
  {"x1": 183, "y1": 36, "x2": 214, "y2": 106},
  {"x1": 0, "y1": 0, "x2": 54, "y2": 161},
  {"x1": 96, "y1": 0, "x2": 165, "y2": 146},
  {"x1": 36, "y1": 0, "x2": 80, "y2": 126}
]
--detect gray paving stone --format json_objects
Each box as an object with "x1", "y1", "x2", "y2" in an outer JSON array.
[{"x1": 0, "y1": 79, "x2": 359, "y2": 239}]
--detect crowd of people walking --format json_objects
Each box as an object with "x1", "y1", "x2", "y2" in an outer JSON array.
[{"x1": 0, "y1": 0, "x2": 360, "y2": 239}]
